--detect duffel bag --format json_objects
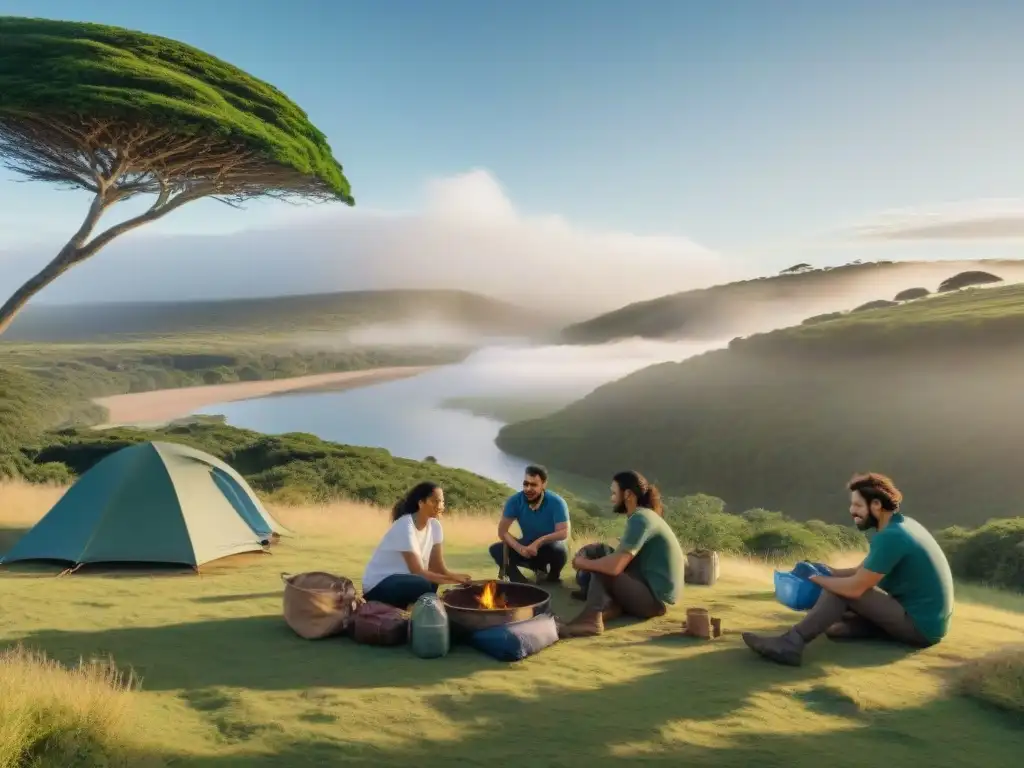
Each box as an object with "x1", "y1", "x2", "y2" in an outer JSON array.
[
  {"x1": 470, "y1": 614, "x2": 559, "y2": 662},
  {"x1": 352, "y1": 600, "x2": 409, "y2": 646}
]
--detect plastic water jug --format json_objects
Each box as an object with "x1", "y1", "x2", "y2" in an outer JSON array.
[{"x1": 409, "y1": 593, "x2": 450, "y2": 659}]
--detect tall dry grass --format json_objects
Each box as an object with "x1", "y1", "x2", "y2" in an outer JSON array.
[
  {"x1": 272, "y1": 499, "x2": 502, "y2": 548},
  {"x1": 0, "y1": 482, "x2": 67, "y2": 529},
  {"x1": 0, "y1": 480, "x2": 501, "y2": 548},
  {"x1": 958, "y1": 646, "x2": 1024, "y2": 715},
  {"x1": 0, "y1": 646, "x2": 142, "y2": 768}
]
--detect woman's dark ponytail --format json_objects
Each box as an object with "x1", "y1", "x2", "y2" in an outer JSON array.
[{"x1": 391, "y1": 481, "x2": 441, "y2": 522}]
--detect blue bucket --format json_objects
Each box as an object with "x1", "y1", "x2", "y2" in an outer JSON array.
[{"x1": 773, "y1": 569, "x2": 822, "y2": 611}]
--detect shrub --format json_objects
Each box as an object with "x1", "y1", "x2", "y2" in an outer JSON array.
[
  {"x1": 801, "y1": 311, "x2": 844, "y2": 325},
  {"x1": 938, "y1": 270, "x2": 1002, "y2": 293},
  {"x1": 743, "y1": 523, "x2": 827, "y2": 561},
  {"x1": 664, "y1": 496, "x2": 865, "y2": 559},
  {"x1": 894, "y1": 287, "x2": 930, "y2": 301},
  {"x1": 938, "y1": 518, "x2": 1024, "y2": 591},
  {"x1": 852, "y1": 299, "x2": 898, "y2": 313},
  {"x1": 0, "y1": 646, "x2": 144, "y2": 768}
]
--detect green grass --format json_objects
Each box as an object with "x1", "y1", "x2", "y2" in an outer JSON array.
[
  {"x1": 0, "y1": 504, "x2": 1021, "y2": 767},
  {"x1": 750, "y1": 281, "x2": 1024, "y2": 354}
]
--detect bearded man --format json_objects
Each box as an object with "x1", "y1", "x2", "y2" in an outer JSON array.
[
  {"x1": 742, "y1": 472, "x2": 955, "y2": 667},
  {"x1": 489, "y1": 465, "x2": 570, "y2": 584}
]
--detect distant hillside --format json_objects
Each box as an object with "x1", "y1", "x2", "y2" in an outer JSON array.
[
  {"x1": 3, "y1": 289, "x2": 555, "y2": 342},
  {"x1": 560, "y1": 259, "x2": 1024, "y2": 344},
  {"x1": 498, "y1": 283, "x2": 1024, "y2": 528}
]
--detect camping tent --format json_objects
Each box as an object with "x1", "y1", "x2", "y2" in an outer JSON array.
[{"x1": 0, "y1": 441, "x2": 290, "y2": 569}]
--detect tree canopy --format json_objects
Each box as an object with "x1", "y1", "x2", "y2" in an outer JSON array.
[
  {"x1": 0, "y1": 17, "x2": 354, "y2": 335},
  {"x1": 937, "y1": 271, "x2": 1003, "y2": 293},
  {"x1": 0, "y1": 16, "x2": 352, "y2": 202}
]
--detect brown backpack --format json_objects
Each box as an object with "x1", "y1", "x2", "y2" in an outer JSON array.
[
  {"x1": 281, "y1": 572, "x2": 362, "y2": 640},
  {"x1": 352, "y1": 601, "x2": 409, "y2": 646}
]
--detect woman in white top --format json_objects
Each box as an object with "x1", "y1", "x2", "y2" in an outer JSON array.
[{"x1": 361, "y1": 481, "x2": 472, "y2": 608}]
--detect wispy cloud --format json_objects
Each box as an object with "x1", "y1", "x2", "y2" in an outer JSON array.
[
  {"x1": 844, "y1": 199, "x2": 1024, "y2": 241},
  {"x1": 1, "y1": 169, "x2": 735, "y2": 316}
]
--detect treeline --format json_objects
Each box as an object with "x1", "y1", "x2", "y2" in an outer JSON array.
[{"x1": 0, "y1": 346, "x2": 464, "y2": 477}]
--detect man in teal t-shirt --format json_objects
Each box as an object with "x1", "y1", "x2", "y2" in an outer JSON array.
[
  {"x1": 743, "y1": 472, "x2": 955, "y2": 667},
  {"x1": 559, "y1": 470, "x2": 685, "y2": 638}
]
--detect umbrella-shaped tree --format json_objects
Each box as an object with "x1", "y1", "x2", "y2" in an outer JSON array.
[{"x1": 0, "y1": 17, "x2": 354, "y2": 335}]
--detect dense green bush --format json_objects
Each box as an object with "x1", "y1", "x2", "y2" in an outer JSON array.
[
  {"x1": 27, "y1": 424, "x2": 517, "y2": 511},
  {"x1": 936, "y1": 518, "x2": 1024, "y2": 591},
  {"x1": 573, "y1": 493, "x2": 866, "y2": 562}
]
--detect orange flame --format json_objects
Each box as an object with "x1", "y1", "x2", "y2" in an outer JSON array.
[{"x1": 476, "y1": 581, "x2": 508, "y2": 610}]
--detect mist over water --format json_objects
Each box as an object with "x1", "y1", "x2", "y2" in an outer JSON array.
[
  {"x1": 198, "y1": 266, "x2": 1024, "y2": 487},
  {"x1": 453, "y1": 337, "x2": 726, "y2": 396},
  {"x1": 201, "y1": 336, "x2": 728, "y2": 486}
]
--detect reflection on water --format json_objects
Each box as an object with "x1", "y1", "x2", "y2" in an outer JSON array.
[{"x1": 200, "y1": 339, "x2": 723, "y2": 486}]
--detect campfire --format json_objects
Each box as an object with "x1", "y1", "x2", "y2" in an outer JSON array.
[
  {"x1": 476, "y1": 581, "x2": 509, "y2": 610},
  {"x1": 443, "y1": 580, "x2": 550, "y2": 633}
]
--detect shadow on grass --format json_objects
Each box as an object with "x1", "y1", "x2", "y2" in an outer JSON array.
[
  {"x1": 192, "y1": 592, "x2": 281, "y2": 604},
  {"x1": 18, "y1": 614, "x2": 490, "y2": 691},
  {"x1": 0, "y1": 551, "x2": 273, "y2": 579},
  {"x1": 143, "y1": 644, "x2": 1024, "y2": 767}
]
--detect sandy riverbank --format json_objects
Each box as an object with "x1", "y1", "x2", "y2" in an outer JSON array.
[{"x1": 92, "y1": 366, "x2": 434, "y2": 428}]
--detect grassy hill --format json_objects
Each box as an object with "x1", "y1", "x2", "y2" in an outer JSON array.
[
  {"x1": 498, "y1": 283, "x2": 1024, "y2": 532},
  {"x1": 560, "y1": 258, "x2": 1024, "y2": 344},
  {"x1": 2, "y1": 289, "x2": 555, "y2": 342},
  {"x1": 0, "y1": 483, "x2": 1021, "y2": 767}
]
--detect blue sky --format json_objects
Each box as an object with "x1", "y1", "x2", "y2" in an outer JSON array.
[{"x1": 1, "y1": 0, "x2": 1023, "y2": 260}]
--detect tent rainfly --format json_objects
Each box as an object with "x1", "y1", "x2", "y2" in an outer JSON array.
[{"x1": 0, "y1": 441, "x2": 289, "y2": 570}]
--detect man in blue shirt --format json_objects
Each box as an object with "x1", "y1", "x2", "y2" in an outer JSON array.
[{"x1": 488, "y1": 465, "x2": 570, "y2": 584}]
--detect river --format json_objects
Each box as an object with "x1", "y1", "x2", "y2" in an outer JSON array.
[{"x1": 198, "y1": 339, "x2": 724, "y2": 487}]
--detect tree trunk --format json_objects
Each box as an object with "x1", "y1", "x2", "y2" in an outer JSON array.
[
  {"x1": 0, "y1": 190, "x2": 199, "y2": 337},
  {"x1": 0, "y1": 193, "x2": 106, "y2": 336}
]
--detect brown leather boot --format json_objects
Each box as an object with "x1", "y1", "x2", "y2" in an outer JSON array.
[{"x1": 560, "y1": 609, "x2": 605, "y2": 637}]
